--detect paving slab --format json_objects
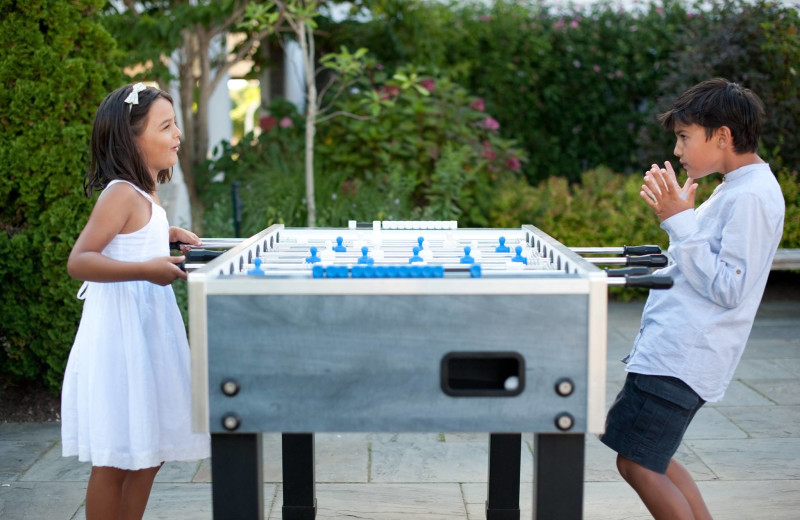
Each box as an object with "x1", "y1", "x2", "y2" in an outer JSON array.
[
  {"x1": 716, "y1": 405, "x2": 800, "y2": 438},
  {"x1": 20, "y1": 444, "x2": 89, "y2": 482},
  {"x1": 713, "y1": 379, "x2": 775, "y2": 407},
  {"x1": 683, "y1": 407, "x2": 748, "y2": 440},
  {"x1": 0, "y1": 423, "x2": 61, "y2": 443},
  {"x1": 0, "y1": 482, "x2": 86, "y2": 520},
  {"x1": 270, "y1": 483, "x2": 466, "y2": 519},
  {"x1": 0, "y1": 441, "x2": 53, "y2": 474},
  {"x1": 371, "y1": 440, "x2": 490, "y2": 483},
  {"x1": 742, "y1": 379, "x2": 800, "y2": 405},
  {"x1": 733, "y1": 358, "x2": 797, "y2": 380},
  {"x1": 687, "y1": 438, "x2": 800, "y2": 480}
]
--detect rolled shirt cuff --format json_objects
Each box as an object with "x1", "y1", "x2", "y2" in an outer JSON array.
[{"x1": 660, "y1": 209, "x2": 697, "y2": 243}]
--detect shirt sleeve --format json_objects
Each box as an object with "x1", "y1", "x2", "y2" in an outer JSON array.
[{"x1": 660, "y1": 194, "x2": 777, "y2": 309}]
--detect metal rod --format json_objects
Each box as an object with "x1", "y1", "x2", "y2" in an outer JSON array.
[
  {"x1": 571, "y1": 247, "x2": 625, "y2": 255},
  {"x1": 584, "y1": 257, "x2": 627, "y2": 265},
  {"x1": 572, "y1": 245, "x2": 662, "y2": 256},
  {"x1": 199, "y1": 238, "x2": 245, "y2": 249}
]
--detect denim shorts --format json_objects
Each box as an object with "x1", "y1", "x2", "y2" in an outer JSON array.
[{"x1": 600, "y1": 372, "x2": 705, "y2": 474}]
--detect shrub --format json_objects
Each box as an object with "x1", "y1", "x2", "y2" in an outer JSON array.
[
  {"x1": 638, "y1": 0, "x2": 800, "y2": 172},
  {"x1": 322, "y1": 0, "x2": 800, "y2": 183},
  {"x1": 314, "y1": 68, "x2": 527, "y2": 226},
  {"x1": 0, "y1": 0, "x2": 122, "y2": 390},
  {"x1": 778, "y1": 169, "x2": 800, "y2": 249},
  {"x1": 197, "y1": 100, "x2": 309, "y2": 237},
  {"x1": 491, "y1": 166, "x2": 717, "y2": 247}
]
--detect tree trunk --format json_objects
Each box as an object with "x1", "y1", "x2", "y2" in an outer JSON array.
[{"x1": 298, "y1": 20, "x2": 317, "y2": 227}]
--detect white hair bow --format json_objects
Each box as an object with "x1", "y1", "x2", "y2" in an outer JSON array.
[{"x1": 124, "y1": 82, "x2": 147, "y2": 109}]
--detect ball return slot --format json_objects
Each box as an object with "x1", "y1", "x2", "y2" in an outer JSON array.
[{"x1": 441, "y1": 352, "x2": 525, "y2": 397}]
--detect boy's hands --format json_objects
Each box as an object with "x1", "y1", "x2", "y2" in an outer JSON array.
[{"x1": 641, "y1": 161, "x2": 698, "y2": 221}]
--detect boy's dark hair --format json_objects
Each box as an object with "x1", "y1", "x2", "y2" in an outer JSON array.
[
  {"x1": 84, "y1": 84, "x2": 175, "y2": 196},
  {"x1": 658, "y1": 78, "x2": 764, "y2": 154}
]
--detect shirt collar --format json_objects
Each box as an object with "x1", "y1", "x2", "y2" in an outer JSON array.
[{"x1": 723, "y1": 162, "x2": 769, "y2": 183}]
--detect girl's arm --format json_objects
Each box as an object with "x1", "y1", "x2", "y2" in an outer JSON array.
[{"x1": 67, "y1": 183, "x2": 186, "y2": 286}]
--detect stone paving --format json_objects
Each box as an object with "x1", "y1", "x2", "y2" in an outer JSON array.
[{"x1": 1, "y1": 300, "x2": 799, "y2": 519}]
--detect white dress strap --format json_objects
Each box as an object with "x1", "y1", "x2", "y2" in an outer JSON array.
[{"x1": 106, "y1": 179, "x2": 154, "y2": 204}]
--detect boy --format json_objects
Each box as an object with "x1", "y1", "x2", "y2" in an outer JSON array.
[{"x1": 600, "y1": 78, "x2": 785, "y2": 519}]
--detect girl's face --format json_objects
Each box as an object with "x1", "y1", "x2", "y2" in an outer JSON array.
[{"x1": 135, "y1": 97, "x2": 181, "y2": 178}]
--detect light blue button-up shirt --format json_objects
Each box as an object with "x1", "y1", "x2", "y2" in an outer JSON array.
[{"x1": 624, "y1": 162, "x2": 785, "y2": 402}]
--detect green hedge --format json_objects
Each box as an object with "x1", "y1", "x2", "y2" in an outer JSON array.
[
  {"x1": 0, "y1": 0, "x2": 122, "y2": 390},
  {"x1": 321, "y1": 0, "x2": 800, "y2": 184}
]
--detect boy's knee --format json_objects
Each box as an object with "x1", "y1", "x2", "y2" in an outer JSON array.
[{"x1": 616, "y1": 454, "x2": 641, "y2": 482}]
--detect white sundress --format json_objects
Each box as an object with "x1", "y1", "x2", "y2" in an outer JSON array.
[{"x1": 61, "y1": 179, "x2": 209, "y2": 470}]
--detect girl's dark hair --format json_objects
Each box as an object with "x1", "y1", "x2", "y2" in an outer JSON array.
[
  {"x1": 84, "y1": 84, "x2": 175, "y2": 196},
  {"x1": 658, "y1": 78, "x2": 764, "y2": 154}
]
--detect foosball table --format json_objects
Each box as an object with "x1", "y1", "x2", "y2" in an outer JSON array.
[{"x1": 187, "y1": 221, "x2": 669, "y2": 520}]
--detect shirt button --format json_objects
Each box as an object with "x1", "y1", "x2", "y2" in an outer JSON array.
[{"x1": 736, "y1": 269, "x2": 742, "y2": 275}]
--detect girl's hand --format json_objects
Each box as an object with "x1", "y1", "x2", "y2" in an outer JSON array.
[
  {"x1": 640, "y1": 160, "x2": 697, "y2": 221},
  {"x1": 169, "y1": 226, "x2": 201, "y2": 253},
  {"x1": 144, "y1": 256, "x2": 187, "y2": 285}
]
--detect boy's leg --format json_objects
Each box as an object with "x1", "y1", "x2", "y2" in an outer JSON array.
[
  {"x1": 617, "y1": 455, "x2": 712, "y2": 520},
  {"x1": 665, "y1": 458, "x2": 713, "y2": 520},
  {"x1": 119, "y1": 464, "x2": 162, "y2": 520},
  {"x1": 617, "y1": 454, "x2": 694, "y2": 519},
  {"x1": 602, "y1": 373, "x2": 708, "y2": 519},
  {"x1": 86, "y1": 466, "x2": 127, "y2": 520}
]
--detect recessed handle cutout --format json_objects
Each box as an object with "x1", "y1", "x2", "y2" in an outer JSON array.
[{"x1": 441, "y1": 352, "x2": 525, "y2": 397}]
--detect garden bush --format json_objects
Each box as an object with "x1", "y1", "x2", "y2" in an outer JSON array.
[
  {"x1": 0, "y1": 0, "x2": 122, "y2": 390},
  {"x1": 637, "y1": 0, "x2": 800, "y2": 172},
  {"x1": 197, "y1": 100, "x2": 309, "y2": 237},
  {"x1": 314, "y1": 68, "x2": 527, "y2": 226},
  {"x1": 200, "y1": 71, "x2": 528, "y2": 230},
  {"x1": 322, "y1": 0, "x2": 800, "y2": 183}
]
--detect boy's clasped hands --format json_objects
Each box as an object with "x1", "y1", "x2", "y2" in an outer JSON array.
[{"x1": 641, "y1": 160, "x2": 698, "y2": 221}]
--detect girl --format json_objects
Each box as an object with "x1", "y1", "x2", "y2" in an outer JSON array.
[{"x1": 62, "y1": 83, "x2": 210, "y2": 519}]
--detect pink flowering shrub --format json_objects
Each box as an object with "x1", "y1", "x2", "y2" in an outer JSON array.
[{"x1": 314, "y1": 67, "x2": 527, "y2": 226}]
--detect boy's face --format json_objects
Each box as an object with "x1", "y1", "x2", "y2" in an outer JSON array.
[{"x1": 672, "y1": 122, "x2": 722, "y2": 180}]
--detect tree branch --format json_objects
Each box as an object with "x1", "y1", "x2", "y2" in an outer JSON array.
[
  {"x1": 209, "y1": 26, "x2": 274, "y2": 95},
  {"x1": 209, "y1": 2, "x2": 250, "y2": 39},
  {"x1": 315, "y1": 72, "x2": 338, "y2": 102},
  {"x1": 316, "y1": 110, "x2": 373, "y2": 124}
]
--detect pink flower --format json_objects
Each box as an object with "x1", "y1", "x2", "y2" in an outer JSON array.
[
  {"x1": 377, "y1": 85, "x2": 400, "y2": 101},
  {"x1": 482, "y1": 147, "x2": 497, "y2": 161},
  {"x1": 506, "y1": 156, "x2": 522, "y2": 172},
  {"x1": 420, "y1": 78, "x2": 435, "y2": 92},
  {"x1": 615, "y1": 70, "x2": 623, "y2": 78},
  {"x1": 573, "y1": 60, "x2": 581, "y2": 68},
  {"x1": 483, "y1": 117, "x2": 500, "y2": 131},
  {"x1": 259, "y1": 115, "x2": 277, "y2": 132},
  {"x1": 470, "y1": 97, "x2": 485, "y2": 111},
  {"x1": 554, "y1": 18, "x2": 565, "y2": 29},
  {"x1": 279, "y1": 117, "x2": 293, "y2": 128},
  {"x1": 593, "y1": 65, "x2": 601, "y2": 73},
  {"x1": 570, "y1": 20, "x2": 579, "y2": 28}
]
